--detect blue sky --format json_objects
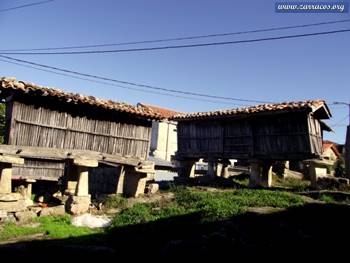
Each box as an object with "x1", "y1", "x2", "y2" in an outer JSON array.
[{"x1": 0, "y1": 0, "x2": 349, "y2": 143}]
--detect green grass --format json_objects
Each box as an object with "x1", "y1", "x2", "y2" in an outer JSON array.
[
  {"x1": 37, "y1": 215, "x2": 98, "y2": 239},
  {"x1": 0, "y1": 187, "x2": 306, "y2": 241},
  {"x1": 274, "y1": 177, "x2": 310, "y2": 192},
  {"x1": 0, "y1": 215, "x2": 100, "y2": 241},
  {"x1": 0, "y1": 223, "x2": 43, "y2": 240},
  {"x1": 110, "y1": 187, "x2": 305, "y2": 228},
  {"x1": 319, "y1": 194, "x2": 335, "y2": 203}
]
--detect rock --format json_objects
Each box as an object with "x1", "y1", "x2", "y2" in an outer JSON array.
[
  {"x1": 3, "y1": 213, "x2": 16, "y2": 223},
  {"x1": 65, "y1": 195, "x2": 91, "y2": 215},
  {"x1": 147, "y1": 183, "x2": 159, "y2": 194},
  {"x1": 24, "y1": 199, "x2": 34, "y2": 206},
  {"x1": 0, "y1": 199, "x2": 28, "y2": 212},
  {"x1": 315, "y1": 176, "x2": 349, "y2": 190},
  {"x1": 40, "y1": 205, "x2": 65, "y2": 216},
  {"x1": 247, "y1": 206, "x2": 286, "y2": 215},
  {"x1": 37, "y1": 196, "x2": 44, "y2": 203},
  {"x1": 0, "y1": 210, "x2": 7, "y2": 219},
  {"x1": 28, "y1": 206, "x2": 42, "y2": 215},
  {"x1": 72, "y1": 213, "x2": 112, "y2": 228},
  {"x1": 15, "y1": 210, "x2": 37, "y2": 223},
  {"x1": 0, "y1": 193, "x2": 21, "y2": 202}
]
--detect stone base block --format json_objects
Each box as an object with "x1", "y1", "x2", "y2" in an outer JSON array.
[
  {"x1": 313, "y1": 176, "x2": 349, "y2": 190},
  {"x1": 40, "y1": 205, "x2": 66, "y2": 217},
  {"x1": 0, "y1": 198, "x2": 28, "y2": 212},
  {"x1": 0, "y1": 193, "x2": 21, "y2": 202},
  {"x1": 15, "y1": 210, "x2": 37, "y2": 223},
  {"x1": 147, "y1": 183, "x2": 159, "y2": 194},
  {"x1": 0, "y1": 209, "x2": 7, "y2": 218},
  {"x1": 124, "y1": 175, "x2": 147, "y2": 197},
  {"x1": 66, "y1": 195, "x2": 91, "y2": 215}
]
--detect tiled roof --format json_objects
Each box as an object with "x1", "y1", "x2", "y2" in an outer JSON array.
[
  {"x1": 172, "y1": 100, "x2": 330, "y2": 120},
  {"x1": 138, "y1": 103, "x2": 183, "y2": 120},
  {"x1": 0, "y1": 77, "x2": 162, "y2": 120},
  {"x1": 323, "y1": 140, "x2": 340, "y2": 157}
]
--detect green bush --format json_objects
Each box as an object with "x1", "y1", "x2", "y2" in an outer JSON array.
[
  {"x1": 109, "y1": 187, "x2": 305, "y2": 229},
  {"x1": 319, "y1": 194, "x2": 335, "y2": 203},
  {"x1": 104, "y1": 195, "x2": 127, "y2": 209}
]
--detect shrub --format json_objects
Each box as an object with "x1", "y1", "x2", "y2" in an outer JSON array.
[{"x1": 104, "y1": 195, "x2": 127, "y2": 209}]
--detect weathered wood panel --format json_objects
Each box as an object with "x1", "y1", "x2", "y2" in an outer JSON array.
[
  {"x1": 8, "y1": 101, "x2": 152, "y2": 160},
  {"x1": 177, "y1": 112, "x2": 323, "y2": 161},
  {"x1": 12, "y1": 159, "x2": 65, "y2": 181}
]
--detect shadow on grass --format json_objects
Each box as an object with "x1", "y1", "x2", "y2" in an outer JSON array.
[{"x1": 1, "y1": 203, "x2": 350, "y2": 258}]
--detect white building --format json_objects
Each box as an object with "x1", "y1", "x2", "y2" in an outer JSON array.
[{"x1": 137, "y1": 103, "x2": 181, "y2": 162}]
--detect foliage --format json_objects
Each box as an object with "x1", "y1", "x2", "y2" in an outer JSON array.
[
  {"x1": 37, "y1": 215, "x2": 97, "y2": 239},
  {"x1": 275, "y1": 177, "x2": 310, "y2": 192},
  {"x1": 0, "y1": 188, "x2": 306, "y2": 241},
  {"x1": 319, "y1": 194, "x2": 335, "y2": 203},
  {"x1": 0, "y1": 215, "x2": 100, "y2": 241},
  {"x1": 334, "y1": 157, "x2": 345, "y2": 177},
  {"x1": 111, "y1": 187, "x2": 305, "y2": 228},
  {"x1": 104, "y1": 195, "x2": 127, "y2": 209},
  {"x1": 0, "y1": 223, "x2": 42, "y2": 240}
]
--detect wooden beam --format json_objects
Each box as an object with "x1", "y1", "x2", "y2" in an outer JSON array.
[
  {"x1": 73, "y1": 158, "x2": 98, "y2": 168},
  {"x1": 0, "y1": 154, "x2": 24, "y2": 165},
  {"x1": 0, "y1": 144, "x2": 147, "y2": 167}
]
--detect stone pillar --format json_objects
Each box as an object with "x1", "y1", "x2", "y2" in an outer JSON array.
[
  {"x1": 249, "y1": 161, "x2": 261, "y2": 187},
  {"x1": 261, "y1": 162, "x2": 273, "y2": 188},
  {"x1": 25, "y1": 179, "x2": 36, "y2": 199},
  {"x1": 177, "y1": 160, "x2": 196, "y2": 178},
  {"x1": 220, "y1": 160, "x2": 231, "y2": 178},
  {"x1": 216, "y1": 163, "x2": 223, "y2": 177},
  {"x1": 309, "y1": 162, "x2": 317, "y2": 187},
  {"x1": 221, "y1": 165, "x2": 230, "y2": 178},
  {"x1": 124, "y1": 172, "x2": 148, "y2": 197},
  {"x1": 249, "y1": 160, "x2": 272, "y2": 188},
  {"x1": 116, "y1": 165, "x2": 125, "y2": 195},
  {"x1": 75, "y1": 166, "x2": 89, "y2": 196},
  {"x1": 0, "y1": 163, "x2": 12, "y2": 194},
  {"x1": 123, "y1": 164, "x2": 155, "y2": 197},
  {"x1": 66, "y1": 159, "x2": 97, "y2": 215},
  {"x1": 207, "y1": 161, "x2": 217, "y2": 178}
]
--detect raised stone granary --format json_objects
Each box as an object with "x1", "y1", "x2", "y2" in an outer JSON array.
[
  {"x1": 0, "y1": 77, "x2": 159, "y2": 215},
  {"x1": 172, "y1": 100, "x2": 332, "y2": 187}
]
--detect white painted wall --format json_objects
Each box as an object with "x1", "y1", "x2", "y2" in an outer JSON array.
[{"x1": 150, "y1": 120, "x2": 177, "y2": 162}]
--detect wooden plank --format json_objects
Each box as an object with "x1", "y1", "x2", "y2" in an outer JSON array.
[
  {"x1": 0, "y1": 155, "x2": 24, "y2": 164},
  {"x1": 0, "y1": 144, "x2": 144, "y2": 167},
  {"x1": 73, "y1": 158, "x2": 98, "y2": 167},
  {"x1": 14, "y1": 118, "x2": 149, "y2": 142}
]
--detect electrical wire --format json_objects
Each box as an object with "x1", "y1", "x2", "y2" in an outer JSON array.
[
  {"x1": 0, "y1": 29, "x2": 349, "y2": 55},
  {"x1": 0, "y1": 55, "x2": 271, "y2": 104},
  {"x1": 1, "y1": 18, "x2": 349, "y2": 52}
]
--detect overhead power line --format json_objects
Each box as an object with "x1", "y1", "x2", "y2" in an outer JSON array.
[
  {"x1": 330, "y1": 114, "x2": 350, "y2": 126},
  {"x1": 0, "y1": 55, "x2": 266, "y2": 104},
  {"x1": 1, "y1": 19, "x2": 349, "y2": 52},
  {"x1": 0, "y1": 29, "x2": 349, "y2": 55},
  {"x1": 0, "y1": 0, "x2": 54, "y2": 13},
  {"x1": 0, "y1": 57, "x2": 240, "y2": 106}
]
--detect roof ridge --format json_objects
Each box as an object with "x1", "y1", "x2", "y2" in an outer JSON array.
[
  {"x1": 172, "y1": 100, "x2": 329, "y2": 120},
  {"x1": 0, "y1": 77, "x2": 162, "y2": 120}
]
